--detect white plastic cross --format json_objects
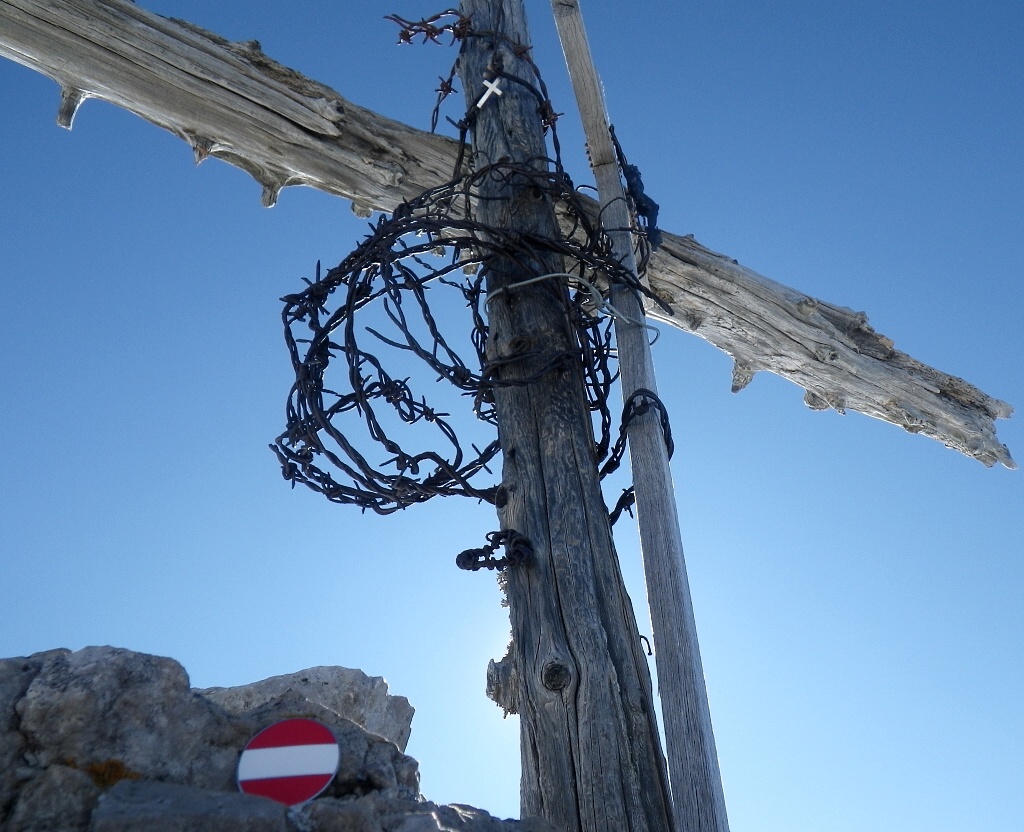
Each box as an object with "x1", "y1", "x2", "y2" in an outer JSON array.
[{"x1": 476, "y1": 78, "x2": 503, "y2": 109}]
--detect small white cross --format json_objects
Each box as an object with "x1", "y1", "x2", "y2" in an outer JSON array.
[{"x1": 476, "y1": 78, "x2": 503, "y2": 109}]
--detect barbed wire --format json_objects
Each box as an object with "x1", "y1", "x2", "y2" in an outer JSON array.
[
  {"x1": 456, "y1": 529, "x2": 534, "y2": 571},
  {"x1": 271, "y1": 10, "x2": 672, "y2": 536}
]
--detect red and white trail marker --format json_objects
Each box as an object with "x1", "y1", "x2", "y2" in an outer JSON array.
[{"x1": 237, "y1": 718, "x2": 340, "y2": 806}]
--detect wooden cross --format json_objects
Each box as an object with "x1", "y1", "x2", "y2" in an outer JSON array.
[
  {"x1": 0, "y1": 2, "x2": 1014, "y2": 832},
  {"x1": 1, "y1": 1, "x2": 1008, "y2": 469}
]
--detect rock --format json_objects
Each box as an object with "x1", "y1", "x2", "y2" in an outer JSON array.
[
  {"x1": 12, "y1": 647, "x2": 419, "y2": 803},
  {"x1": 0, "y1": 653, "x2": 56, "y2": 821},
  {"x1": 296, "y1": 794, "x2": 562, "y2": 832},
  {"x1": 0, "y1": 646, "x2": 553, "y2": 832},
  {"x1": 5, "y1": 764, "x2": 100, "y2": 832},
  {"x1": 91, "y1": 780, "x2": 288, "y2": 832},
  {"x1": 297, "y1": 798, "x2": 380, "y2": 832},
  {"x1": 16, "y1": 646, "x2": 248, "y2": 791},
  {"x1": 229, "y1": 691, "x2": 419, "y2": 801},
  {"x1": 197, "y1": 666, "x2": 414, "y2": 752}
]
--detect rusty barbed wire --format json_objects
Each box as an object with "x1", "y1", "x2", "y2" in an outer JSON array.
[
  {"x1": 271, "y1": 159, "x2": 665, "y2": 515},
  {"x1": 456, "y1": 529, "x2": 534, "y2": 571},
  {"x1": 388, "y1": 11, "x2": 562, "y2": 139},
  {"x1": 272, "y1": 11, "x2": 670, "y2": 526},
  {"x1": 385, "y1": 10, "x2": 470, "y2": 45}
]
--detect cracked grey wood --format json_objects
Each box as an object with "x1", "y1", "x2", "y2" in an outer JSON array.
[
  {"x1": 552, "y1": 3, "x2": 730, "y2": 831},
  {"x1": 460, "y1": 1, "x2": 674, "y2": 828},
  {"x1": 0, "y1": 0, "x2": 1014, "y2": 470}
]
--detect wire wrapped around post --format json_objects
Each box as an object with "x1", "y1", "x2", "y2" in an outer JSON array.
[
  {"x1": 272, "y1": 9, "x2": 669, "y2": 525},
  {"x1": 271, "y1": 159, "x2": 670, "y2": 516}
]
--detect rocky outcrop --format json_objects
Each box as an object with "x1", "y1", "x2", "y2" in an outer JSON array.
[
  {"x1": 0, "y1": 647, "x2": 555, "y2": 832},
  {"x1": 197, "y1": 665, "x2": 414, "y2": 753}
]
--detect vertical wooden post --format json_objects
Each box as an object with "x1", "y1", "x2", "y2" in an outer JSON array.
[
  {"x1": 458, "y1": 1, "x2": 674, "y2": 830},
  {"x1": 550, "y1": 3, "x2": 731, "y2": 832}
]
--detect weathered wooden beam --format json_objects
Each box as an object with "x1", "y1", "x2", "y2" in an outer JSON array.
[
  {"x1": 459, "y1": 2, "x2": 675, "y2": 828},
  {"x1": 551, "y1": 3, "x2": 729, "y2": 831},
  {"x1": 647, "y1": 233, "x2": 1015, "y2": 469},
  {"x1": 0, "y1": 0, "x2": 455, "y2": 210},
  {"x1": 0, "y1": 0, "x2": 1013, "y2": 468}
]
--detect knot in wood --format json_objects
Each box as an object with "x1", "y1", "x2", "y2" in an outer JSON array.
[
  {"x1": 506, "y1": 335, "x2": 531, "y2": 355},
  {"x1": 542, "y1": 661, "x2": 571, "y2": 691},
  {"x1": 795, "y1": 296, "x2": 819, "y2": 317}
]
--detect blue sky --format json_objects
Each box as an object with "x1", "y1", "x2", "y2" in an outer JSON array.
[{"x1": 1, "y1": 2, "x2": 1021, "y2": 830}]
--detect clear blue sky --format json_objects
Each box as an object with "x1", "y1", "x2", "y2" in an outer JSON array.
[{"x1": 1, "y1": 2, "x2": 1021, "y2": 829}]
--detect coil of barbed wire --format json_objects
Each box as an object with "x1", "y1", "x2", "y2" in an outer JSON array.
[
  {"x1": 272, "y1": 9, "x2": 668, "y2": 519},
  {"x1": 271, "y1": 159, "x2": 667, "y2": 515}
]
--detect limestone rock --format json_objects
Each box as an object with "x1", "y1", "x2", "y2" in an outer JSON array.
[
  {"x1": 5, "y1": 764, "x2": 100, "y2": 832},
  {"x1": 16, "y1": 646, "x2": 248, "y2": 791},
  {"x1": 297, "y1": 794, "x2": 562, "y2": 832},
  {"x1": 91, "y1": 780, "x2": 288, "y2": 832},
  {"x1": 0, "y1": 645, "x2": 551, "y2": 832},
  {"x1": 224, "y1": 691, "x2": 419, "y2": 801},
  {"x1": 0, "y1": 653, "x2": 57, "y2": 821},
  {"x1": 197, "y1": 666, "x2": 414, "y2": 752}
]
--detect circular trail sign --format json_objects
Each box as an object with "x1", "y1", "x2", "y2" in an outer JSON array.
[{"x1": 237, "y1": 718, "x2": 340, "y2": 806}]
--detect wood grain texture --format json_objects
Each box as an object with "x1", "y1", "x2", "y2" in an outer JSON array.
[
  {"x1": 551, "y1": 3, "x2": 730, "y2": 831},
  {"x1": 459, "y1": 1, "x2": 674, "y2": 829},
  {"x1": 646, "y1": 234, "x2": 1014, "y2": 468},
  {"x1": 0, "y1": 0, "x2": 1013, "y2": 467},
  {"x1": 0, "y1": 0, "x2": 455, "y2": 209}
]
